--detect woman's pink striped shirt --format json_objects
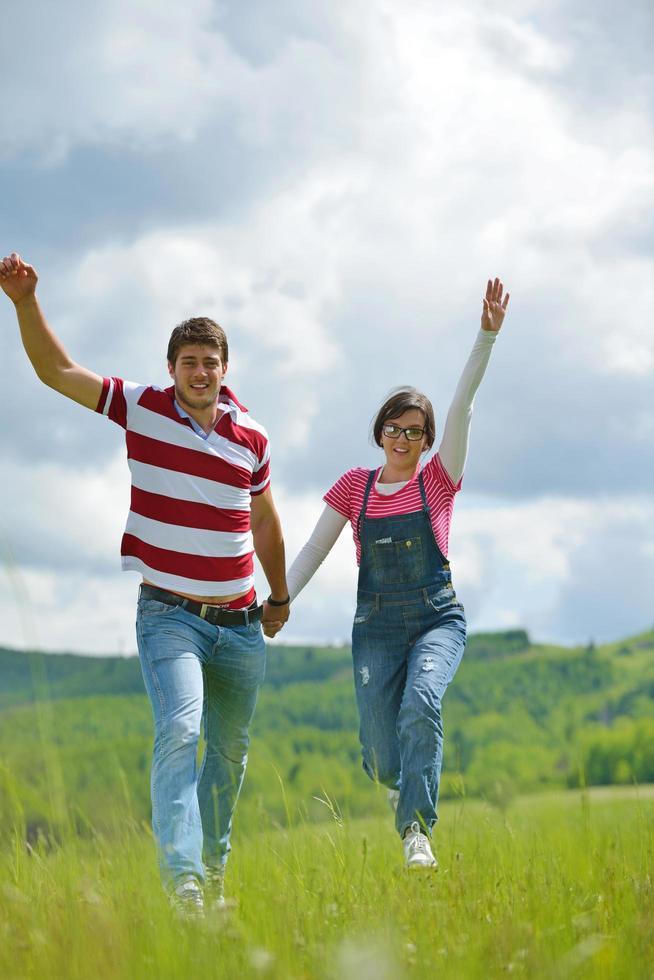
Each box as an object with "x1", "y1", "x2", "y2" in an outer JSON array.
[{"x1": 323, "y1": 454, "x2": 462, "y2": 564}]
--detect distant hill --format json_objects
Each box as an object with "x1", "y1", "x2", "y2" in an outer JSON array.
[
  {"x1": 0, "y1": 647, "x2": 144, "y2": 709},
  {"x1": 1, "y1": 628, "x2": 653, "y2": 838},
  {"x1": 0, "y1": 628, "x2": 533, "y2": 709}
]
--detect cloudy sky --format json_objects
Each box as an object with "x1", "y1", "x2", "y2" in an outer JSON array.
[{"x1": 1, "y1": 0, "x2": 652, "y2": 654}]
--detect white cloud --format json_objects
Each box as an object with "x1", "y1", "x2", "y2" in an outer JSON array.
[
  {"x1": 0, "y1": 0, "x2": 248, "y2": 161},
  {"x1": 450, "y1": 493, "x2": 654, "y2": 643},
  {"x1": 0, "y1": 452, "x2": 128, "y2": 572},
  {"x1": 47, "y1": 212, "x2": 343, "y2": 451},
  {"x1": 1, "y1": 1, "x2": 653, "y2": 649},
  {"x1": 3, "y1": 479, "x2": 650, "y2": 653},
  {"x1": 246, "y1": 486, "x2": 654, "y2": 649},
  {"x1": 0, "y1": 563, "x2": 139, "y2": 655}
]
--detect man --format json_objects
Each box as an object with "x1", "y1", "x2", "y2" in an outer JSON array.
[{"x1": 1, "y1": 251, "x2": 290, "y2": 916}]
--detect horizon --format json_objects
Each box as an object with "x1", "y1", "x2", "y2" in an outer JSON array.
[{"x1": 3, "y1": 623, "x2": 653, "y2": 661}]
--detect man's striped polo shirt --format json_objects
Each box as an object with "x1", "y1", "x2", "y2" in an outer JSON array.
[{"x1": 96, "y1": 377, "x2": 270, "y2": 596}]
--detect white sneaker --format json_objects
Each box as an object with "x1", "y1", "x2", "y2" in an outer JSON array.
[
  {"x1": 170, "y1": 877, "x2": 204, "y2": 919},
  {"x1": 388, "y1": 789, "x2": 399, "y2": 814},
  {"x1": 205, "y1": 866, "x2": 226, "y2": 911},
  {"x1": 403, "y1": 822, "x2": 437, "y2": 869}
]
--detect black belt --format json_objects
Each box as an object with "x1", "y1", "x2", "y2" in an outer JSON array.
[{"x1": 140, "y1": 584, "x2": 263, "y2": 627}]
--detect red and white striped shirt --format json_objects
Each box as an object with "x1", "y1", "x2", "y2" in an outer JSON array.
[
  {"x1": 96, "y1": 378, "x2": 270, "y2": 596},
  {"x1": 323, "y1": 454, "x2": 461, "y2": 563}
]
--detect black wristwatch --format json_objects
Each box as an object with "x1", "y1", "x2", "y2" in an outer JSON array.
[{"x1": 267, "y1": 594, "x2": 290, "y2": 607}]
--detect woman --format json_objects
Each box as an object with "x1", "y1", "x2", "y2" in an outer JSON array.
[{"x1": 274, "y1": 278, "x2": 510, "y2": 868}]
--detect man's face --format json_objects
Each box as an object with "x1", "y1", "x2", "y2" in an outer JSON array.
[{"x1": 168, "y1": 344, "x2": 227, "y2": 413}]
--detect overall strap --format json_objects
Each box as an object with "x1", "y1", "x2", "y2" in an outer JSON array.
[
  {"x1": 418, "y1": 468, "x2": 448, "y2": 564},
  {"x1": 418, "y1": 469, "x2": 430, "y2": 513},
  {"x1": 356, "y1": 469, "x2": 378, "y2": 539}
]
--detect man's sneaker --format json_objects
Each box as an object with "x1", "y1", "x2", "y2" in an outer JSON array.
[
  {"x1": 388, "y1": 789, "x2": 399, "y2": 813},
  {"x1": 205, "y1": 866, "x2": 226, "y2": 911},
  {"x1": 170, "y1": 876, "x2": 204, "y2": 919},
  {"x1": 403, "y1": 822, "x2": 437, "y2": 869}
]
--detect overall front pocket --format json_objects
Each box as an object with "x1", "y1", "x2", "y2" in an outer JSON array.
[{"x1": 371, "y1": 535, "x2": 426, "y2": 585}]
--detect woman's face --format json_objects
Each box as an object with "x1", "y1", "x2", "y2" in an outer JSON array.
[{"x1": 380, "y1": 408, "x2": 429, "y2": 473}]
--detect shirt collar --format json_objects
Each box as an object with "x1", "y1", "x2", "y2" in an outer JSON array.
[
  {"x1": 173, "y1": 399, "x2": 207, "y2": 437},
  {"x1": 217, "y1": 384, "x2": 248, "y2": 413},
  {"x1": 171, "y1": 384, "x2": 246, "y2": 434}
]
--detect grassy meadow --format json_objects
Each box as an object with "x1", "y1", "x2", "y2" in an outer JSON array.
[
  {"x1": 2, "y1": 629, "x2": 654, "y2": 977},
  {"x1": 1, "y1": 788, "x2": 652, "y2": 979}
]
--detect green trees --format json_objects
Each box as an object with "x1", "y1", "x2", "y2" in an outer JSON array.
[{"x1": 0, "y1": 628, "x2": 653, "y2": 840}]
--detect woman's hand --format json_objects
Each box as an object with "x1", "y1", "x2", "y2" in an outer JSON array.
[{"x1": 481, "y1": 277, "x2": 510, "y2": 332}]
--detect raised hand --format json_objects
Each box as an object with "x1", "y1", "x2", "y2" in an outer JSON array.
[
  {"x1": 0, "y1": 253, "x2": 38, "y2": 305},
  {"x1": 481, "y1": 277, "x2": 510, "y2": 332}
]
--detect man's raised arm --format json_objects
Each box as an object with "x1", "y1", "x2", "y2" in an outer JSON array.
[{"x1": 1, "y1": 252, "x2": 103, "y2": 410}]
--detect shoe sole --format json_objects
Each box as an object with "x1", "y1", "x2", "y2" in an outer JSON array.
[{"x1": 406, "y1": 857, "x2": 438, "y2": 870}]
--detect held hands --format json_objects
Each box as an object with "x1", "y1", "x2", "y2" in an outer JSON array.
[
  {"x1": 481, "y1": 277, "x2": 510, "y2": 332},
  {"x1": 262, "y1": 597, "x2": 290, "y2": 639},
  {"x1": 0, "y1": 253, "x2": 38, "y2": 305}
]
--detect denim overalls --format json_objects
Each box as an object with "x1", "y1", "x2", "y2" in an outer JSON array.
[{"x1": 351, "y1": 467, "x2": 467, "y2": 837}]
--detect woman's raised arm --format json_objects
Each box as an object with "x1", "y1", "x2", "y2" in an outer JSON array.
[{"x1": 438, "y1": 278, "x2": 510, "y2": 485}]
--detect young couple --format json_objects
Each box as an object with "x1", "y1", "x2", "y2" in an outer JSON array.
[{"x1": 1, "y1": 252, "x2": 509, "y2": 916}]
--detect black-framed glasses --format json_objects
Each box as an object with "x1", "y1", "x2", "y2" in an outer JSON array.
[{"x1": 382, "y1": 423, "x2": 425, "y2": 442}]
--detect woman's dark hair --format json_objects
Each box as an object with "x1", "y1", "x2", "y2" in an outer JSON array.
[{"x1": 371, "y1": 387, "x2": 436, "y2": 449}]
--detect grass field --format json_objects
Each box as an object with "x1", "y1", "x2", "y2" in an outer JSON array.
[{"x1": 1, "y1": 786, "x2": 652, "y2": 980}]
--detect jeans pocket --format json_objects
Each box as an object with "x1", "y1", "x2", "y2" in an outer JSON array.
[
  {"x1": 353, "y1": 599, "x2": 377, "y2": 626},
  {"x1": 230, "y1": 621, "x2": 264, "y2": 639},
  {"x1": 138, "y1": 597, "x2": 180, "y2": 618}
]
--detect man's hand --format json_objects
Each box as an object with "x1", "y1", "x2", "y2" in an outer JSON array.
[
  {"x1": 0, "y1": 253, "x2": 38, "y2": 305},
  {"x1": 2, "y1": 251, "x2": 103, "y2": 409},
  {"x1": 262, "y1": 599, "x2": 289, "y2": 639},
  {"x1": 481, "y1": 277, "x2": 510, "y2": 332}
]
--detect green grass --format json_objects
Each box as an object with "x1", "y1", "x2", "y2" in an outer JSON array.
[{"x1": 1, "y1": 787, "x2": 652, "y2": 979}]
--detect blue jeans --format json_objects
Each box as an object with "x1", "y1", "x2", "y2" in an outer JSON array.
[
  {"x1": 136, "y1": 594, "x2": 265, "y2": 888},
  {"x1": 352, "y1": 589, "x2": 466, "y2": 837}
]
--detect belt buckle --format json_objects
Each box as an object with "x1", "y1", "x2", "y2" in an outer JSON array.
[{"x1": 199, "y1": 602, "x2": 250, "y2": 626}]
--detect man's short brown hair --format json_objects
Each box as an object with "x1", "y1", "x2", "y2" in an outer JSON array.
[
  {"x1": 167, "y1": 317, "x2": 229, "y2": 366},
  {"x1": 371, "y1": 386, "x2": 436, "y2": 449}
]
